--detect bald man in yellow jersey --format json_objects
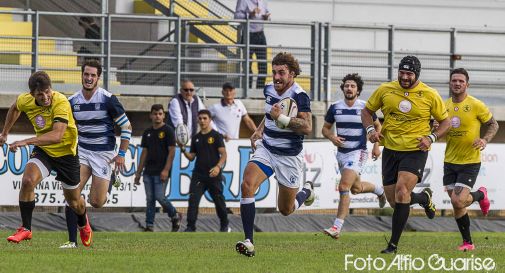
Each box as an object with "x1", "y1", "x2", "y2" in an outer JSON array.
[
  {"x1": 443, "y1": 68, "x2": 498, "y2": 251},
  {"x1": 362, "y1": 56, "x2": 451, "y2": 254},
  {"x1": 0, "y1": 71, "x2": 92, "y2": 245}
]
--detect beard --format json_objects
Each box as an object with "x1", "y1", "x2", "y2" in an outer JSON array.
[
  {"x1": 82, "y1": 80, "x2": 98, "y2": 91},
  {"x1": 344, "y1": 93, "x2": 357, "y2": 100},
  {"x1": 399, "y1": 78, "x2": 416, "y2": 89}
]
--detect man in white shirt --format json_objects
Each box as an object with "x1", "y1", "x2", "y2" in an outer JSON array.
[
  {"x1": 209, "y1": 82, "x2": 257, "y2": 141},
  {"x1": 167, "y1": 80, "x2": 206, "y2": 138},
  {"x1": 235, "y1": 0, "x2": 270, "y2": 89}
]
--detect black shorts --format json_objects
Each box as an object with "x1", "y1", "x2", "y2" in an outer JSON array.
[
  {"x1": 29, "y1": 146, "x2": 80, "y2": 188},
  {"x1": 382, "y1": 147, "x2": 428, "y2": 186},
  {"x1": 443, "y1": 162, "x2": 481, "y2": 189}
]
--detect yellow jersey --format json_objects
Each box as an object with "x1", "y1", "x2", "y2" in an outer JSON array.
[
  {"x1": 444, "y1": 95, "x2": 492, "y2": 164},
  {"x1": 366, "y1": 80, "x2": 448, "y2": 151},
  {"x1": 16, "y1": 91, "x2": 78, "y2": 157}
]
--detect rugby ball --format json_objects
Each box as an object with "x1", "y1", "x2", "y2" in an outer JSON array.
[
  {"x1": 275, "y1": 97, "x2": 298, "y2": 129},
  {"x1": 175, "y1": 123, "x2": 189, "y2": 145}
]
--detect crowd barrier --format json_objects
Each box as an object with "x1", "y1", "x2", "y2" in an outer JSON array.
[{"x1": 0, "y1": 135, "x2": 503, "y2": 210}]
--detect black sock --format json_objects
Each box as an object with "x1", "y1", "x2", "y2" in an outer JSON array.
[
  {"x1": 240, "y1": 202, "x2": 256, "y2": 244},
  {"x1": 456, "y1": 213, "x2": 472, "y2": 244},
  {"x1": 65, "y1": 205, "x2": 78, "y2": 243},
  {"x1": 76, "y1": 208, "x2": 87, "y2": 227},
  {"x1": 410, "y1": 192, "x2": 428, "y2": 206},
  {"x1": 470, "y1": 191, "x2": 484, "y2": 203},
  {"x1": 390, "y1": 203, "x2": 410, "y2": 246},
  {"x1": 19, "y1": 201, "x2": 36, "y2": 230}
]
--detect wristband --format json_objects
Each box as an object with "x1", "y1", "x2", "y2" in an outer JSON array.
[
  {"x1": 427, "y1": 133, "x2": 438, "y2": 143},
  {"x1": 366, "y1": 125, "x2": 376, "y2": 135},
  {"x1": 118, "y1": 149, "x2": 126, "y2": 157},
  {"x1": 277, "y1": 114, "x2": 291, "y2": 127}
]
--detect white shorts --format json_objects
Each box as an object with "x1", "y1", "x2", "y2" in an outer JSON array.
[
  {"x1": 250, "y1": 140, "x2": 303, "y2": 189},
  {"x1": 336, "y1": 149, "x2": 368, "y2": 175},
  {"x1": 78, "y1": 146, "x2": 115, "y2": 180}
]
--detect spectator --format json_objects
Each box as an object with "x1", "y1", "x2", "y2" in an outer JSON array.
[
  {"x1": 134, "y1": 104, "x2": 182, "y2": 232},
  {"x1": 208, "y1": 82, "x2": 257, "y2": 141},
  {"x1": 178, "y1": 110, "x2": 230, "y2": 232},
  {"x1": 167, "y1": 80, "x2": 206, "y2": 138},
  {"x1": 77, "y1": 17, "x2": 100, "y2": 64},
  {"x1": 235, "y1": 0, "x2": 270, "y2": 89}
]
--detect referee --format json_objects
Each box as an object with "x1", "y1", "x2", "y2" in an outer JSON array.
[{"x1": 362, "y1": 56, "x2": 451, "y2": 253}]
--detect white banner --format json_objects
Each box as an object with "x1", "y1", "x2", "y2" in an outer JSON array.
[{"x1": 0, "y1": 135, "x2": 503, "y2": 210}]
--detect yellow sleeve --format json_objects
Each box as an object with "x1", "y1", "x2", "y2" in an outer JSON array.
[
  {"x1": 430, "y1": 91, "x2": 448, "y2": 121},
  {"x1": 365, "y1": 86, "x2": 384, "y2": 112},
  {"x1": 52, "y1": 96, "x2": 71, "y2": 122},
  {"x1": 476, "y1": 100, "x2": 492, "y2": 124}
]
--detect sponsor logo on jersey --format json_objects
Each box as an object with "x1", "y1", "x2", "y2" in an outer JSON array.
[{"x1": 35, "y1": 115, "x2": 46, "y2": 128}]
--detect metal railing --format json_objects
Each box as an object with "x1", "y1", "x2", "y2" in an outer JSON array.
[{"x1": 1, "y1": 9, "x2": 505, "y2": 105}]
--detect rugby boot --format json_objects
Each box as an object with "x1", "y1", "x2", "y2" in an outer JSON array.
[
  {"x1": 7, "y1": 227, "x2": 32, "y2": 243},
  {"x1": 303, "y1": 181, "x2": 315, "y2": 206},
  {"x1": 477, "y1": 186, "x2": 490, "y2": 216},
  {"x1": 236, "y1": 239, "x2": 255, "y2": 257},
  {"x1": 458, "y1": 241, "x2": 475, "y2": 251},
  {"x1": 78, "y1": 214, "x2": 93, "y2": 247},
  {"x1": 420, "y1": 188, "x2": 436, "y2": 219}
]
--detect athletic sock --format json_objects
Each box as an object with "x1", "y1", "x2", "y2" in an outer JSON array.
[
  {"x1": 410, "y1": 191, "x2": 428, "y2": 206},
  {"x1": 333, "y1": 218, "x2": 344, "y2": 230},
  {"x1": 19, "y1": 200, "x2": 36, "y2": 230},
  {"x1": 390, "y1": 203, "x2": 410, "y2": 246},
  {"x1": 470, "y1": 191, "x2": 484, "y2": 203},
  {"x1": 294, "y1": 188, "x2": 311, "y2": 209},
  {"x1": 373, "y1": 185, "x2": 384, "y2": 196},
  {"x1": 456, "y1": 213, "x2": 472, "y2": 244},
  {"x1": 76, "y1": 209, "x2": 87, "y2": 228},
  {"x1": 240, "y1": 198, "x2": 255, "y2": 244},
  {"x1": 65, "y1": 205, "x2": 78, "y2": 243}
]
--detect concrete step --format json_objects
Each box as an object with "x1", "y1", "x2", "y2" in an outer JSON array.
[
  {"x1": 0, "y1": 53, "x2": 77, "y2": 68},
  {"x1": 0, "y1": 38, "x2": 56, "y2": 53},
  {"x1": 0, "y1": 21, "x2": 32, "y2": 36}
]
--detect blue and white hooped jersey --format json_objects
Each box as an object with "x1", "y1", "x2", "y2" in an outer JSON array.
[
  {"x1": 324, "y1": 99, "x2": 376, "y2": 154},
  {"x1": 262, "y1": 82, "x2": 311, "y2": 156},
  {"x1": 69, "y1": 88, "x2": 127, "y2": 151}
]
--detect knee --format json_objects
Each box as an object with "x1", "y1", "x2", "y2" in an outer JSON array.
[
  {"x1": 241, "y1": 179, "x2": 255, "y2": 197},
  {"x1": 451, "y1": 197, "x2": 465, "y2": 209},
  {"x1": 278, "y1": 207, "x2": 292, "y2": 216},
  {"x1": 66, "y1": 199, "x2": 82, "y2": 210},
  {"x1": 350, "y1": 185, "x2": 361, "y2": 195},
  {"x1": 154, "y1": 193, "x2": 166, "y2": 203},
  {"x1": 338, "y1": 180, "x2": 352, "y2": 193},
  {"x1": 21, "y1": 176, "x2": 38, "y2": 191},
  {"x1": 90, "y1": 200, "x2": 104, "y2": 209},
  {"x1": 395, "y1": 187, "x2": 410, "y2": 201},
  {"x1": 89, "y1": 195, "x2": 106, "y2": 208},
  {"x1": 146, "y1": 195, "x2": 155, "y2": 204}
]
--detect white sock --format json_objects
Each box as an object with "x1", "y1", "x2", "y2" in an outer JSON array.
[
  {"x1": 333, "y1": 218, "x2": 344, "y2": 230},
  {"x1": 373, "y1": 185, "x2": 384, "y2": 196}
]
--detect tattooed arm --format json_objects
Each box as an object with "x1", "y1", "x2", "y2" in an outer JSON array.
[
  {"x1": 474, "y1": 116, "x2": 499, "y2": 150},
  {"x1": 287, "y1": 111, "x2": 312, "y2": 135},
  {"x1": 482, "y1": 117, "x2": 499, "y2": 143}
]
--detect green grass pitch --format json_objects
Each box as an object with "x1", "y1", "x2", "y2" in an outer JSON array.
[{"x1": 0, "y1": 231, "x2": 503, "y2": 273}]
